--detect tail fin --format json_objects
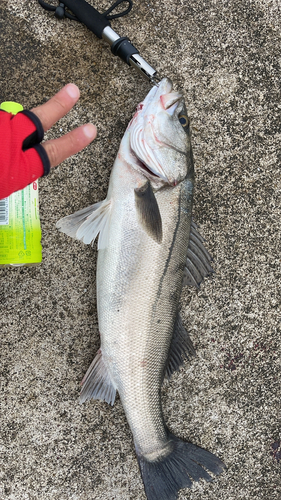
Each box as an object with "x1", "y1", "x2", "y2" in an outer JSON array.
[{"x1": 136, "y1": 434, "x2": 225, "y2": 500}]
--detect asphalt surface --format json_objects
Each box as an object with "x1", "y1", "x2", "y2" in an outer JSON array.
[{"x1": 0, "y1": 0, "x2": 280, "y2": 499}]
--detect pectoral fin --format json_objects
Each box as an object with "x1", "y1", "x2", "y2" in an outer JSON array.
[
  {"x1": 134, "y1": 181, "x2": 162, "y2": 243},
  {"x1": 56, "y1": 198, "x2": 111, "y2": 250}
]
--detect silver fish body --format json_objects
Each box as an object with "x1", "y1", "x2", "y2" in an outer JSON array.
[
  {"x1": 57, "y1": 78, "x2": 225, "y2": 500},
  {"x1": 98, "y1": 160, "x2": 193, "y2": 460}
]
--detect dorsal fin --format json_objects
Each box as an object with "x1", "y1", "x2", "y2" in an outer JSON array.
[{"x1": 183, "y1": 221, "x2": 213, "y2": 288}]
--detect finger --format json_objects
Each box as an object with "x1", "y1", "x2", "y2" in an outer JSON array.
[
  {"x1": 42, "y1": 124, "x2": 97, "y2": 168},
  {"x1": 31, "y1": 84, "x2": 80, "y2": 132}
]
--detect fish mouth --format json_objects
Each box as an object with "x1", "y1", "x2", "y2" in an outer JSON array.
[
  {"x1": 129, "y1": 78, "x2": 184, "y2": 185},
  {"x1": 160, "y1": 91, "x2": 183, "y2": 114},
  {"x1": 155, "y1": 77, "x2": 182, "y2": 114}
]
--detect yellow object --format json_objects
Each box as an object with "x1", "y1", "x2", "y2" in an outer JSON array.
[
  {"x1": 0, "y1": 101, "x2": 23, "y2": 114},
  {"x1": 0, "y1": 101, "x2": 42, "y2": 267}
]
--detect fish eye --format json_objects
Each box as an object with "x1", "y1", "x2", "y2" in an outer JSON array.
[{"x1": 179, "y1": 115, "x2": 189, "y2": 127}]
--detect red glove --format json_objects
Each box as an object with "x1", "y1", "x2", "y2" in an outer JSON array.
[{"x1": 0, "y1": 109, "x2": 50, "y2": 199}]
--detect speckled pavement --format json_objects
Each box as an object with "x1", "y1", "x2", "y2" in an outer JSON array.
[{"x1": 0, "y1": 0, "x2": 280, "y2": 499}]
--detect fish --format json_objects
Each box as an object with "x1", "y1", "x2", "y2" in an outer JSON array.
[{"x1": 56, "y1": 78, "x2": 225, "y2": 500}]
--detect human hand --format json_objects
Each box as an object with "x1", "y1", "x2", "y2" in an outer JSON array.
[
  {"x1": 31, "y1": 83, "x2": 97, "y2": 168},
  {"x1": 0, "y1": 84, "x2": 97, "y2": 200}
]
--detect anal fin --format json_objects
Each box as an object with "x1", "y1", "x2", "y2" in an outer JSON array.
[
  {"x1": 79, "y1": 349, "x2": 116, "y2": 406},
  {"x1": 165, "y1": 314, "x2": 196, "y2": 379}
]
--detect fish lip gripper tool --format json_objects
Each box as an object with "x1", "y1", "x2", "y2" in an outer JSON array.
[{"x1": 37, "y1": 0, "x2": 160, "y2": 84}]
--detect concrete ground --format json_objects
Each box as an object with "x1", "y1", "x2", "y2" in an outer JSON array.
[{"x1": 0, "y1": 0, "x2": 280, "y2": 498}]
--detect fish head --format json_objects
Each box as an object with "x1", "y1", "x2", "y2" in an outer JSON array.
[{"x1": 128, "y1": 78, "x2": 193, "y2": 187}]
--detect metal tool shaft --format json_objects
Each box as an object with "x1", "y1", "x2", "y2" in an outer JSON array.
[{"x1": 102, "y1": 26, "x2": 157, "y2": 82}]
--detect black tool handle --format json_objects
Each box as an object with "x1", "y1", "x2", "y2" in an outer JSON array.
[{"x1": 62, "y1": 0, "x2": 110, "y2": 38}]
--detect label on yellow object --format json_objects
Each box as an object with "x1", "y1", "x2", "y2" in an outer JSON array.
[
  {"x1": 0, "y1": 182, "x2": 42, "y2": 266},
  {"x1": 0, "y1": 101, "x2": 42, "y2": 267}
]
